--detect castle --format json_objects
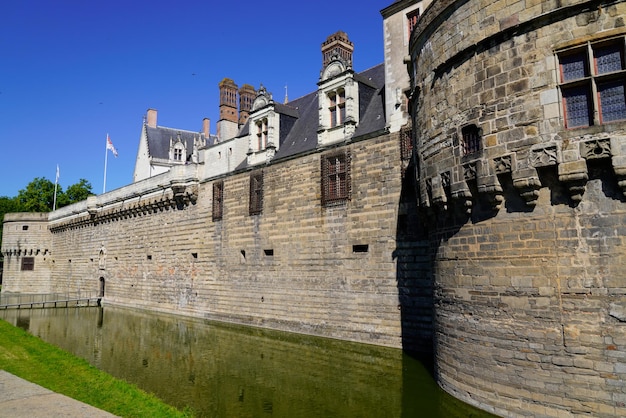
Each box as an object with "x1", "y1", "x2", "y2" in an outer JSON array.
[{"x1": 3, "y1": 0, "x2": 626, "y2": 416}]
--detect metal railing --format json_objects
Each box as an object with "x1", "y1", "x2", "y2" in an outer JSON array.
[{"x1": 0, "y1": 292, "x2": 101, "y2": 310}]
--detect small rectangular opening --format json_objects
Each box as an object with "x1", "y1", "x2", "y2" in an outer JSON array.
[
  {"x1": 264, "y1": 249, "x2": 274, "y2": 256},
  {"x1": 147, "y1": 255, "x2": 152, "y2": 260},
  {"x1": 352, "y1": 244, "x2": 369, "y2": 253},
  {"x1": 22, "y1": 225, "x2": 29, "y2": 231},
  {"x1": 192, "y1": 253, "x2": 198, "y2": 259}
]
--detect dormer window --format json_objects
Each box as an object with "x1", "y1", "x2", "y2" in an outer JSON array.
[
  {"x1": 174, "y1": 147, "x2": 183, "y2": 161},
  {"x1": 317, "y1": 32, "x2": 359, "y2": 146},
  {"x1": 329, "y1": 89, "x2": 346, "y2": 128},
  {"x1": 256, "y1": 118, "x2": 268, "y2": 150}
]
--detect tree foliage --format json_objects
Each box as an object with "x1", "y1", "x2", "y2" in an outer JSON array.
[{"x1": 0, "y1": 177, "x2": 94, "y2": 255}]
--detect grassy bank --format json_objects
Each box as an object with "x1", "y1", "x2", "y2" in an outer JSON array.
[{"x1": 0, "y1": 319, "x2": 191, "y2": 417}]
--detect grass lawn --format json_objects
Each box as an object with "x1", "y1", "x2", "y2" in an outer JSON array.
[{"x1": 0, "y1": 319, "x2": 192, "y2": 417}]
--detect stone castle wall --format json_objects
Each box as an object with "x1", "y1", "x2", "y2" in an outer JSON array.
[
  {"x1": 409, "y1": 0, "x2": 626, "y2": 416},
  {"x1": 2, "y1": 131, "x2": 433, "y2": 351},
  {"x1": 2, "y1": 213, "x2": 52, "y2": 293}
]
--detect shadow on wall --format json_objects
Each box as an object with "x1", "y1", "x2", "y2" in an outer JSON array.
[{"x1": 394, "y1": 160, "x2": 434, "y2": 365}]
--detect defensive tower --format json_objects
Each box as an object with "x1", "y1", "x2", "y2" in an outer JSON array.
[{"x1": 408, "y1": 0, "x2": 626, "y2": 416}]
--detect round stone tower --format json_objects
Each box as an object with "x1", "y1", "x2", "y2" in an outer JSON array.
[{"x1": 408, "y1": 0, "x2": 626, "y2": 416}]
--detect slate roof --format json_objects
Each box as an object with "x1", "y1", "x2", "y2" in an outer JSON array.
[
  {"x1": 145, "y1": 126, "x2": 215, "y2": 162},
  {"x1": 236, "y1": 62, "x2": 386, "y2": 166}
]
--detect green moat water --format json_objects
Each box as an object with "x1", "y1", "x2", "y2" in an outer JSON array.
[{"x1": 0, "y1": 305, "x2": 493, "y2": 417}]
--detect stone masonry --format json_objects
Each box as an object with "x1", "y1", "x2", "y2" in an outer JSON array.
[
  {"x1": 2, "y1": 131, "x2": 433, "y2": 352},
  {"x1": 409, "y1": 0, "x2": 626, "y2": 416}
]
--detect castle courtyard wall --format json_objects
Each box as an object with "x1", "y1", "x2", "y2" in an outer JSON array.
[{"x1": 2, "y1": 131, "x2": 432, "y2": 351}]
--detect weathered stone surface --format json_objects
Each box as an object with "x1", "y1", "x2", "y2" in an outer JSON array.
[{"x1": 409, "y1": 0, "x2": 626, "y2": 416}]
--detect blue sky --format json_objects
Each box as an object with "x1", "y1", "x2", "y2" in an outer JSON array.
[{"x1": 0, "y1": 0, "x2": 392, "y2": 198}]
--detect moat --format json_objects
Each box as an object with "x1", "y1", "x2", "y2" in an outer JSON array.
[{"x1": 0, "y1": 304, "x2": 492, "y2": 417}]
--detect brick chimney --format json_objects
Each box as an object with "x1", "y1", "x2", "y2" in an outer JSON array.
[
  {"x1": 321, "y1": 31, "x2": 354, "y2": 68},
  {"x1": 217, "y1": 78, "x2": 239, "y2": 141},
  {"x1": 146, "y1": 108, "x2": 157, "y2": 128},
  {"x1": 202, "y1": 118, "x2": 211, "y2": 138},
  {"x1": 238, "y1": 84, "x2": 256, "y2": 126}
]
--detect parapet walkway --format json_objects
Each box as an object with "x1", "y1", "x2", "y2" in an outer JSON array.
[{"x1": 0, "y1": 370, "x2": 117, "y2": 417}]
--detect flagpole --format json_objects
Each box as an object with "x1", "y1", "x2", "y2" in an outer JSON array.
[
  {"x1": 53, "y1": 164, "x2": 59, "y2": 211},
  {"x1": 103, "y1": 134, "x2": 109, "y2": 194}
]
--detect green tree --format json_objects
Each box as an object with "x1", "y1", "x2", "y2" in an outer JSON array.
[
  {"x1": 16, "y1": 177, "x2": 57, "y2": 212},
  {"x1": 64, "y1": 179, "x2": 93, "y2": 204}
]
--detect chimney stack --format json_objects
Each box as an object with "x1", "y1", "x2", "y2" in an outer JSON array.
[
  {"x1": 202, "y1": 118, "x2": 211, "y2": 137},
  {"x1": 238, "y1": 84, "x2": 256, "y2": 126},
  {"x1": 146, "y1": 108, "x2": 158, "y2": 128},
  {"x1": 217, "y1": 78, "x2": 240, "y2": 141},
  {"x1": 321, "y1": 31, "x2": 354, "y2": 68}
]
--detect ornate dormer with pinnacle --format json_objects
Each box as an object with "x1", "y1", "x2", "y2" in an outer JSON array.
[
  {"x1": 247, "y1": 85, "x2": 279, "y2": 167},
  {"x1": 317, "y1": 31, "x2": 359, "y2": 148}
]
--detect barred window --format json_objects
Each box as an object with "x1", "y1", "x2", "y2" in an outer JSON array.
[
  {"x1": 558, "y1": 37, "x2": 626, "y2": 128},
  {"x1": 400, "y1": 124, "x2": 413, "y2": 162},
  {"x1": 321, "y1": 151, "x2": 350, "y2": 206},
  {"x1": 21, "y1": 257, "x2": 34, "y2": 271},
  {"x1": 407, "y1": 9, "x2": 420, "y2": 39},
  {"x1": 212, "y1": 181, "x2": 224, "y2": 221},
  {"x1": 462, "y1": 124, "x2": 481, "y2": 156},
  {"x1": 249, "y1": 172, "x2": 264, "y2": 215}
]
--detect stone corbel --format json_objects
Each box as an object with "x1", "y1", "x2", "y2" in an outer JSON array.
[
  {"x1": 611, "y1": 135, "x2": 626, "y2": 197},
  {"x1": 430, "y1": 174, "x2": 448, "y2": 211},
  {"x1": 86, "y1": 196, "x2": 99, "y2": 219},
  {"x1": 477, "y1": 160, "x2": 504, "y2": 211},
  {"x1": 170, "y1": 182, "x2": 198, "y2": 207},
  {"x1": 450, "y1": 181, "x2": 473, "y2": 214},
  {"x1": 559, "y1": 142, "x2": 588, "y2": 203},
  {"x1": 512, "y1": 167, "x2": 541, "y2": 206}
]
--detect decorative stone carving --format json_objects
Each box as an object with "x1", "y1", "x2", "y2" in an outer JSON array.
[
  {"x1": 493, "y1": 154, "x2": 513, "y2": 174},
  {"x1": 530, "y1": 145, "x2": 558, "y2": 167},
  {"x1": 463, "y1": 161, "x2": 477, "y2": 181},
  {"x1": 581, "y1": 138, "x2": 611, "y2": 160}
]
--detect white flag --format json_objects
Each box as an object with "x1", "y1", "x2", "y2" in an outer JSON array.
[
  {"x1": 55, "y1": 164, "x2": 60, "y2": 183},
  {"x1": 106, "y1": 134, "x2": 118, "y2": 157}
]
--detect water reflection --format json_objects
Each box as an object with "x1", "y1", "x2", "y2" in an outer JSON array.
[{"x1": 0, "y1": 306, "x2": 491, "y2": 417}]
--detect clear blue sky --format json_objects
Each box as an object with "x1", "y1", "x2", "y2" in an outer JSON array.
[{"x1": 0, "y1": 0, "x2": 392, "y2": 198}]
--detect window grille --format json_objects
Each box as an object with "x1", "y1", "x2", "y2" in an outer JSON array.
[
  {"x1": 558, "y1": 37, "x2": 626, "y2": 128},
  {"x1": 321, "y1": 151, "x2": 351, "y2": 206},
  {"x1": 462, "y1": 125, "x2": 481, "y2": 156},
  {"x1": 407, "y1": 9, "x2": 420, "y2": 38},
  {"x1": 400, "y1": 125, "x2": 413, "y2": 162},
  {"x1": 249, "y1": 172, "x2": 264, "y2": 215},
  {"x1": 21, "y1": 257, "x2": 34, "y2": 271},
  {"x1": 212, "y1": 181, "x2": 224, "y2": 221}
]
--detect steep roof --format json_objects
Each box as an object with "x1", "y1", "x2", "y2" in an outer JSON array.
[
  {"x1": 145, "y1": 126, "x2": 215, "y2": 161},
  {"x1": 259, "y1": 62, "x2": 386, "y2": 163}
]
